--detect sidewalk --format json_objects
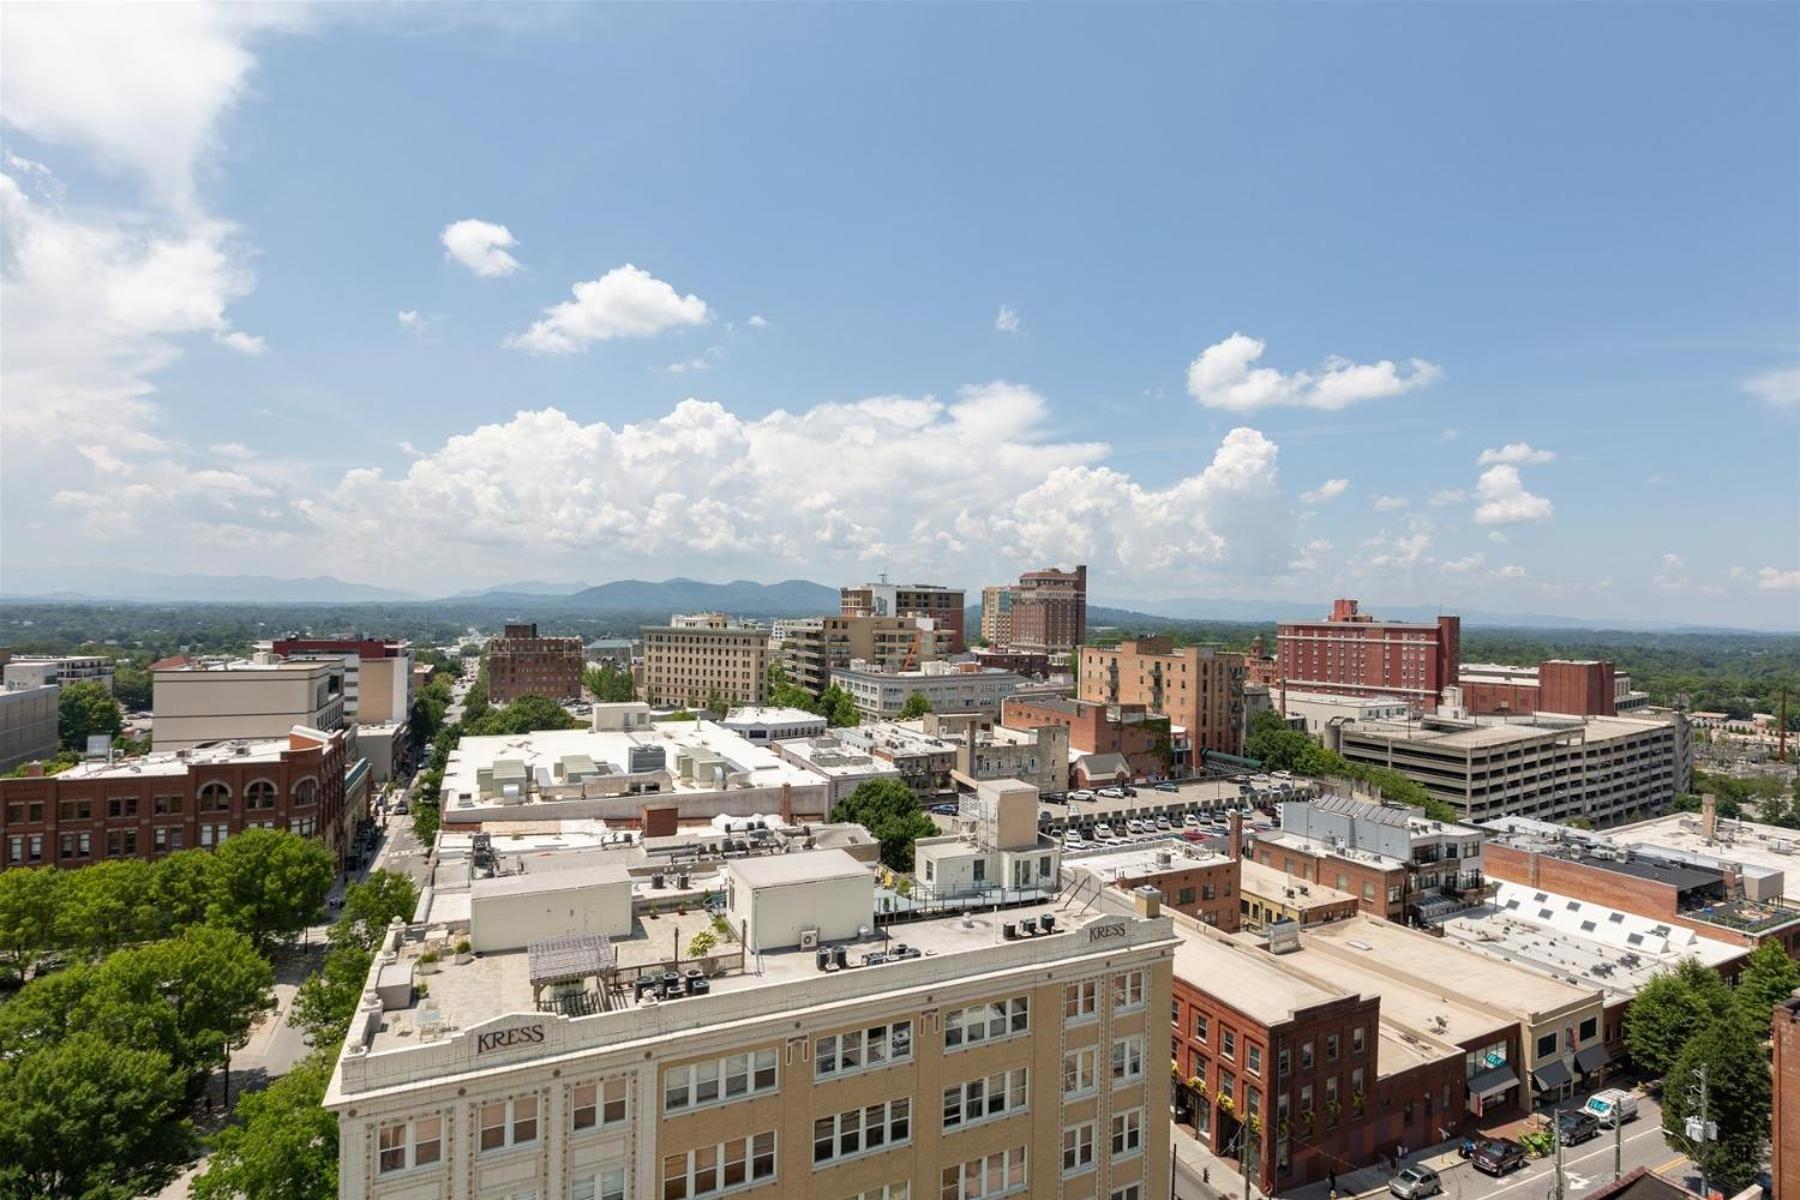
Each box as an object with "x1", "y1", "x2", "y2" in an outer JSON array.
[{"x1": 1172, "y1": 1123, "x2": 1470, "y2": 1200}]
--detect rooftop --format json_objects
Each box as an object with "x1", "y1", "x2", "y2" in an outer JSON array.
[
  {"x1": 52, "y1": 729, "x2": 332, "y2": 779},
  {"x1": 1171, "y1": 922, "x2": 1348, "y2": 1023},
  {"x1": 1066, "y1": 841, "x2": 1232, "y2": 882},
  {"x1": 721, "y1": 706, "x2": 827, "y2": 726},
  {"x1": 1345, "y1": 713, "x2": 1673, "y2": 751},
  {"x1": 1302, "y1": 915, "x2": 1600, "y2": 1020},
  {"x1": 1238, "y1": 859, "x2": 1359, "y2": 910},
  {"x1": 727, "y1": 847, "x2": 869, "y2": 889},
  {"x1": 1254, "y1": 828, "x2": 1408, "y2": 872},
  {"x1": 1608, "y1": 812, "x2": 1800, "y2": 903},
  {"x1": 771, "y1": 736, "x2": 896, "y2": 779},
  {"x1": 1436, "y1": 881, "x2": 1746, "y2": 1000}
]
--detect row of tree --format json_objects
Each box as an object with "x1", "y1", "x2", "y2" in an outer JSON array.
[
  {"x1": 1624, "y1": 944, "x2": 1798, "y2": 1194},
  {"x1": 191, "y1": 870, "x2": 421, "y2": 1200},
  {"x1": 0, "y1": 828, "x2": 337, "y2": 980},
  {"x1": 1243, "y1": 710, "x2": 1463, "y2": 823},
  {"x1": 582, "y1": 662, "x2": 635, "y2": 702},
  {"x1": 766, "y1": 665, "x2": 862, "y2": 726}
]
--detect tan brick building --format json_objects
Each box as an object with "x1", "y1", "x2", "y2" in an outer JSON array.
[
  {"x1": 1775, "y1": 990, "x2": 1800, "y2": 1200},
  {"x1": 1078, "y1": 639, "x2": 1246, "y2": 760},
  {"x1": 487, "y1": 622, "x2": 585, "y2": 703},
  {"x1": 643, "y1": 614, "x2": 771, "y2": 708}
]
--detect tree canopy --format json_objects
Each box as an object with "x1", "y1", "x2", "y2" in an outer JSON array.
[
  {"x1": 0, "y1": 1031, "x2": 195, "y2": 1200},
  {"x1": 292, "y1": 945, "x2": 374, "y2": 1050},
  {"x1": 205, "y1": 829, "x2": 335, "y2": 951},
  {"x1": 899, "y1": 692, "x2": 934, "y2": 719},
  {"x1": 1243, "y1": 710, "x2": 1460, "y2": 822},
  {"x1": 191, "y1": 1054, "x2": 338, "y2": 1200},
  {"x1": 1662, "y1": 1005, "x2": 1771, "y2": 1195},
  {"x1": 582, "y1": 662, "x2": 635, "y2": 702},
  {"x1": 1732, "y1": 938, "x2": 1800, "y2": 1023},
  {"x1": 329, "y1": 870, "x2": 419, "y2": 950},
  {"x1": 57, "y1": 679, "x2": 122, "y2": 751},
  {"x1": 829, "y1": 778, "x2": 936, "y2": 872},
  {"x1": 1625, "y1": 957, "x2": 1734, "y2": 1079},
  {"x1": 463, "y1": 693, "x2": 578, "y2": 736}
]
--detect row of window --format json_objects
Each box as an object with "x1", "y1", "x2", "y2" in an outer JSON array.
[
  {"x1": 813, "y1": 1098, "x2": 911, "y2": 1164},
  {"x1": 940, "y1": 1146, "x2": 1026, "y2": 1200},
  {"x1": 664, "y1": 1051, "x2": 778, "y2": 1112},
  {"x1": 1184, "y1": 1009, "x2": 1365, "y2": 1074},
  {"x1": 380, "y1": 1080, "x2": 629, "y2": 1176},
  {"x1": 942, "y1": 1068, "x2": 1027, "y2": 1129},
  {"x1": 943, "y1": 996, "x2": 1029, "y2": 1049},
  {"x1": 662, "y1": 1131, "x2": 777, "y2": 1200},
  {"x1": 6, "y1": 781, "x2": 321, "y2": 828},
  {"x1": 817, "y1": 1020, "x2": 913, "y2": 1078}
]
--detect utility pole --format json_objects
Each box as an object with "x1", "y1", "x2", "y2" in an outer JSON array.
[
  {"x1": 1613, "y1": 1108, "x2": 1623, "y2": 1183},
  {"x1": 1549, "y1": 1105, "x2": 1567, "y2": 1200},
  {"x1": 1696, "y1": 1063, "x2": 1710, "y2": 1200}
]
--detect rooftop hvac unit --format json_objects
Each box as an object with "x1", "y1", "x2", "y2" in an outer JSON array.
[{"x1": 799, "y1": 928, "x2": 820, "y2": 950}]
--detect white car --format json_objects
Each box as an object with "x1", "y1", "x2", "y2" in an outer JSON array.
[
  {"x1": 1154, "y1": 816, "x2": 1172, "y2": 831},
  {"x1": 1063, "y1": 834, "x2": 1086, "y2": 850},
  {"x1": 1094, "y1": 823, "x2": 1115, "y2": 840},
  {"x1": 1183, "y1": 813, "x2": 1202, "y2": 827},
  {"x1": 1125, "y1": 819, "x2": 1146, "y2": 835},
  {"x1": 1097, "y1": 787, "x2": 1126, "y2": 799},
  {"x1": 1069, "y1": 790, "x2": 1096, "y2": 801}
]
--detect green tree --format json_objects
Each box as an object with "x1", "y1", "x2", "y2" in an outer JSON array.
[
  {"x1": 1733, "y1": 938, "x2": 1800, "y2": 1022},
  {"x1": 0, "y1": 1032, "x2": 195, "y2": 1200},
  {"x1": 57, "y1": 679, "x2": 122, "y2": 751},
  {"x1": 191, "y1": 1053, "x2": 338, "y2": 1200},
  {"x1": 819, "y1": 686, "x2": 860, "y2": 727},
  {"x1": 111, "y1": 659, "x2": 154, "y2": 711},
  {"x1": 412, "y1": 800, "x2": 441, "y2": 844},
  {"x1": 1662, "y1": 1010, "x2": 1770, "y2": 1195},
  {"x1": 704, "y1": 686, "x2": 727, "y2": 714},
  {"x1": 54, "y1": 858, "x2": 160, "y2": 957},
  {"x1": 768, "y1": 680, "x2": 819, "y2": 711},
  {"x1": 330, "y1": 870, "x2": 419, "y2": 950},
  {"x1": 0, "y1": 867, "x2": 59, "y2": 980},
  {"x1": 899, "y1": 692, "x2": 934, "y2": 720},
  {"x1": 79, "y1": 925, "x2": 274, "y2": 1091},
  {"x1": 206, "y1": 829, "x2": 335, "y2": 951},
  {"x1": 291, "y1": 945, "x2": 374, "y2": 1050},
  {"x1": 829, "y1": 778, "x2": 936, "y2": 872},
  {"x1": 0, "y1": 962, "x2": 92, "y2": 1060},
  {"x1": 582, "y1": 663, "x2": 636, "y2": 702},
  {"x1": 149, "y1": 848, "x2": 220, "y2": 933},
  {"x1": 1625, "y1": 957, "x2": 1734, "y2": 1078},
  {"x1": 466, "y1": 693, "x2": 578, "y2": 736}
]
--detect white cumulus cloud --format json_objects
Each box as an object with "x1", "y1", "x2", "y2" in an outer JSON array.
[
  {"x1": 507, "y1": 264, "x2": 709, "y2": 354},
  {"x1": 1372, "y1": 494, "x2": 1408, "y2": 512},
  {"x1": 1477, "y1": 442, "x2": 1557, "y2": 466},
  {"x1": 1743, "y1": 366, "x2": 1800, "y2": 408},
  {"x1": 1757, "y1": 567, "x2": 1800, "y2": 590},
  {"x1": 1186, "y1": 332, "x2": 1442, "y2": 412},
  {"x1": 441, "y1": 218, "x2": 522, "y2": 278},
  {"x1": 1429, "y1": 488, "x2": 1467, "y2": 506},
  {"x1": 995, "y1": 305, "x2": 1020, "y2": 334},
  {"x1": 1473, "y1": 464, "x2": 1553, "y2": 525},
  {"x1": 1299, "y1": 478, "x2": 1349, "y2": 505}
]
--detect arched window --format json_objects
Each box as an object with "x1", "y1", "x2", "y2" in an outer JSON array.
[
  {"x1": 292, "y1": 778, "x2": 319, "y2": 808},
  {"x1": 245, "y1": 780, "x2": 277, "y2": 811},
  {"x1": 198, "y1": 781, "x2": 232, "y2": 812}
]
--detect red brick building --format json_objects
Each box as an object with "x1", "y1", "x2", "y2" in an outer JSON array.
[
  {"x1": 1248, "y1": 830, "x2": 1411, "y2": 922},
  {"x1": 1000, "y1": 696, "x2": 1172, "y2": 784},
  {"x1": 1168, "y1": 923, "x2": 1479, "y2": 1192},
  {"x1": 1775, "y1": 990, "x2": 1800, "y2": 1200},
  {"x1": 1483, "y1": 835, "x2": 1800, "y2": 957},
  {"x1": 1460, "y1": 659, "x2": 1617, "y2": 717},
  {"x1": 1078, "y1": 637, "x2": 1246, "y2": 758},
  {"x1": 1276, "y1": 599, "x2": 1460, "y2": 707},
  {"x1": 1007, "y1": 563, "x2": 1086, "y2": 653},
  {"x1": 486, "y1": 622, "x2": 584, "y2": 703},
  {"x1": 0, "y1": 726, "x2": 359, "y2": 868}
]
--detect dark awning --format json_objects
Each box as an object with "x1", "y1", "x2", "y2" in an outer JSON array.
[
  {"x1": 1575, "y1": 1043, "x2": 1612, "y2": 1074},
  {"x1": 1466, "y1": 1066, "x2": 1519, "y2": 1097},
  {"x1": 1532, "y1": 1059, "x2": 1574, "y2": 1091}
]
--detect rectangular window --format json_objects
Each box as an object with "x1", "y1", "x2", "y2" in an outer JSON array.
[
  {"x1": 377, "y1": 1115, "x2": 441, "y2": 1174},
  {"x1": 571, "y1": 1169, "x2": 628, "y2": 1200},
  {"x1": 1300, "y1": 1041, "x2": 1314, "y2": 1070},
  {"x1": 1062, "y1": 1047, "x2": 1097, "y2": 1097},
  {"x1": 944, "y1": 997, "x2": 1028, "y2": 1050},
  {"x1": 939, "y1": 1146, "x2": 1027, "y2": 1200},
  {"x1": 1221, "y1": 1029, "x2": 1236, "y2": 1060},
  {"x1": 1193, "y1": 1013, "x2": 1209, "y2": 1042},
  {"x1": 942, "y1": 1068, "x2": 1027, "y2": 1130},
  {"x1": 1111, "y1": 1036, "x2": 1145, "y2": 1085},
  {"x1": 664, "y1": 1132, "x2": 775, "y2": 1200},
  {"x1": 1111, "y1": 1187, "x2": 1143, "y2": 1200},
  {"x1": 1111, "y1": 970, "x2": 1146, "y2": 1011},
  {"x1": 814, "y1": 1099, "x2": 910, "y2": 1164},
  {"x1": 1246, "y1": 1044, "x2": 1262, "y2": 1075},
  {"x1": 817, "y1": 1021, "x2": 912, "y2": 1079},
  {"x1": 1326, "y1": 1034, "x2": 1339, "y2": 1062},
  {"x1": 479, "y1": 1097, "x2": 538, "y2": 1153},
  {"x1": 669, "y1": 1049, "x2": 779, "y2": 1110},
  {"x1": 1062, "y1": 1122, "x2": 1095, "y2": 1175},
  {"x1": 1058, "y1": 978, "x2": 1101, "y2": 1021},
  {"x1": 1536, "y1": 1031, "x2": 1557, "y2": 1058},
  {"x1": 1351, "y1": 1025, "x2": 1366, "y2": 1055},
  {"x1": 573, "y1": 1078, "x2": 629, "y2": 1131},
  {"x1": 1578, "y1": 1016, "x2": 1598, "y2": 1043},
  {"x1": 1109, "y1": 1108, "x2": 1143, "y2": 1158}
]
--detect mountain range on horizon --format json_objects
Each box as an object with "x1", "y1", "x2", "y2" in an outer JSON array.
[{"x1": 0, "y1": 566, "x2": 1790, "y2": 634}]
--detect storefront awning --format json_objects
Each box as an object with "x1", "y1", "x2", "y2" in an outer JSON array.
[
  {"x1": 1532, "y1": 1059, "x2": 1574, "y2": 1091},
  {"x1": 1466, "y1": 1066, "x2": 1519, "y2": 1097},
  {"x1": 1575, "y1": 1043, "x2": 1612, "y2": 1074}
]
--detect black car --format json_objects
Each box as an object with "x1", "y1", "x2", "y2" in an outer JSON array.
[
  {"x1": 1471, "y1": 1139, "x2": 1527, "y2": 1176},
  {"x1": 1557, "y1": 1110, "x2": 1600, "y2": 1145}
]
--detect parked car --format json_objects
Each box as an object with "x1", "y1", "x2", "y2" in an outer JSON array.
[
  {"x1": 1098, "y1": 787, "x2": 1126, "y2": 799},
  {"x1": 1557, "y1": 1110, "x2": 1600, "y2": 1146},
  {"x1": 1095, "y1": 823, "x2": 1115, "y2": 840},
  {"x1": 1063, "y1": 834, "x2": 1086, "y2": 850},
  {"x1": 1388, "y1": 1165, "x2": 1442, "y2": 1199},
  {"x1": 392, "y1": 800, "x2": 409, "y2": 815},
  {"x1": 1155, "y1": 782, "x2": 1180, "y2": 792},
  {"x1": 1069, "y1": 790, "x2": 1096, "y2": 801},
  {"x1": 1153, "y1": 816, "x2": 1172, "y2": 831},
  {"x1": 1583, "y1": 1089, "x2": 1639, "y2": 1128},
  {"x1": 1183, "y1": 813, "x2": 1202, "y2": 826},
  {"x1": 1121, "y1": 786, "x2": 1138, "y2": 796},
  {"x1": 1471, "y1": 1139, "x2": 1526, "y2": 1176},
  {"x1": 1182, "y1": 828, "x2": 1207, "y2": 842}
]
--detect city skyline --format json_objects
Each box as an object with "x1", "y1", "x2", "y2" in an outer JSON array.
[{"x1": 3, "y1": 4, "x2": 1798, "y2": 628}]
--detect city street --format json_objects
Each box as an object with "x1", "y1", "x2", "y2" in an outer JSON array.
[{"x1": 1170, "y1": 1091, "x2": 1697, "y2": 1200}]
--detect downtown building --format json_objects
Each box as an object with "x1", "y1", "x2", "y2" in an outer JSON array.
[
  {"x1": 1457, "y1": 659, "x2": 1649, "y2": 716},
  {"x1": 153, "y1": 656, "x2": 348, "y2": 751},
  {"x1": 488, "y1": 622, "x2": 586, "y2": 704},
  {"x1": 642, "y1": 614, "x2": 772, "y2": 709},
  {"x1": 1076, "y1": 638, "x2": 1246, "y2": 761},
  {"x1": 0, "y1": 724, "x2": 360, "y2": 868},
  {"x1": 778, "y1": 616, "x2": 953, "y2": 696},
  {"x1": 326, "y1": 789, "x2": 1178, "y2": 1200},
  {"x1": 1274, "y1": 599, "x2": 1459, "y2": 707},
  {"x1": 981, "y1": 565, "x2": 1087, "y2": 654},
  {"x1": 841, "y1": 580, "x2": 967, "y2": 653}
]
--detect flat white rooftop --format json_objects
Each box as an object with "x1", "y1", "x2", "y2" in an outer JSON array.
[
  {"x1": 728, "y1": 847, "x2": 870, "y2": 888},
  {"x1": 1067, "y1": 841, "x2": 1231, "y2": 881},
  {"x1": 55, "y1": 731, "x2": 322, "y2": 778},
  {"x1": 722, "y1": 707, "x2": 825, "y2": 725},
  {"x1": 1608, "y1": 813, "x2": 1800, "y2": 902}
]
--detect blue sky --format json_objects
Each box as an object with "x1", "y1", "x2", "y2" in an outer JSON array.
[{"x1": 2, "y1": 3, "x2": 1797, "y2": 626}]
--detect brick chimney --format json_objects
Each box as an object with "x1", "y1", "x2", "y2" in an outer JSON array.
[
  {"x1": 1228, "y1": 810, "x2": 1244, "y2": 862},
  {"x1": 23, "y1": 761, "x2": 44, "y2": 778},
  {"x1": 1700, "y1": 793, "x2": 1718, "y2": 843},
  {"x1": 780, "y1": 782, "x2": 793, "y2": 825}
]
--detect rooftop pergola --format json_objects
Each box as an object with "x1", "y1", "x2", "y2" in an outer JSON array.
[{"x1": 527, "y1": 933, "x2": 615, "y2": 1012}]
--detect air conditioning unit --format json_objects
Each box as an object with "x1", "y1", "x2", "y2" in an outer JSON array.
[{"x1": 799, "y1": 928, "x2": 821, "y2": 950}]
